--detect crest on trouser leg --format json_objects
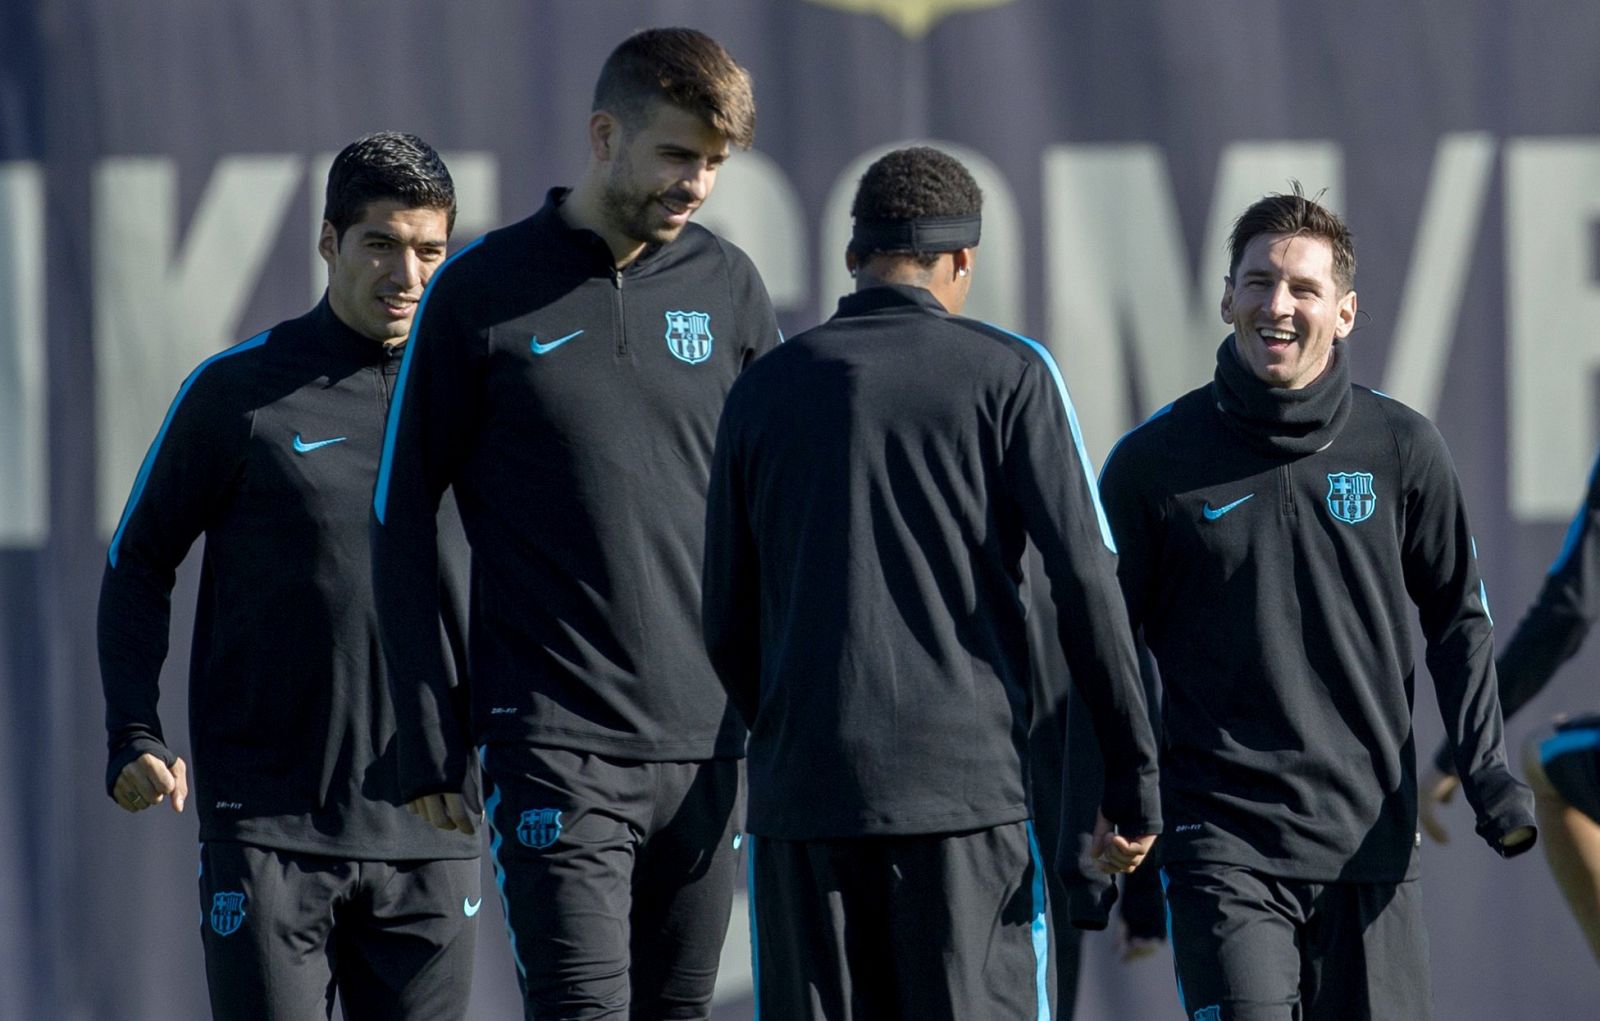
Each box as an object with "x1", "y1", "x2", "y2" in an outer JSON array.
[
  {"x1": 209, "y1": 891, "x2": 246, "y2": 936},
  {"x1": 517, "y1": 807, "x2": 563, "y2": 849}
]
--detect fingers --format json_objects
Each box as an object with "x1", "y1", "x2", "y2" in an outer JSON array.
[
  {"x1": 115, "y1": 754, "x2": 182, "y2": 814},
  {"x1": 407, "y1": 794, "x2": 479, "y2": 834},
  {"x1": 169, "y1": 758, "x2": 189, "y2": 813},
  {"x1": 442, "y1": 794, "x2": 478, "y2": 836},
  {"x1": 1095, "y1": 832, "x2": 1156, "y2": 874}
]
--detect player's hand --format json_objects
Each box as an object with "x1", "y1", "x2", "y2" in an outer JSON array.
[
  {"x1": 115, "y1": 753, "x2": 187, "y2": 814},
  {"x1": 1091, "y1": 810, "x2": 1157, "y2": 874},
  {"x1": 406, "y1": 793, "x2": 479, "y2": 835},
  {"x1": 1418, "y1": 765, "x2": 1460, "y2": 844}
]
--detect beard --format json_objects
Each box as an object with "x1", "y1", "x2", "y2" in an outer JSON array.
[{"x1": 599, "y1": 157, "x2": 694, "y2": 248}]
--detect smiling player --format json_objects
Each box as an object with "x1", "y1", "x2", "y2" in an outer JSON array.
[
  {"x1": 370, "y1": 28, "x2": 780, "y2": 1021},
  {"x1": 100, "y1": 132, "x2": 480, "y2": 1021},
  {"x1": 1094, "y1": 184, "x2": 1535, "y2": 1020}
]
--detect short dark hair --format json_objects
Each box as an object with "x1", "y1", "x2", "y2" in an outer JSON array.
[
  {"x1": 593, "y1": 28, "x2": 756, "y2": 149},
  {"x1": 849, "y1": 146, "x2": 983, "y2": 266},
  {"x1": 1228, "y1": 181, "x2": 1355, "y2": 291},
  {"x1": 323, "y1": 131, "x2": 456, "y2": 243}
]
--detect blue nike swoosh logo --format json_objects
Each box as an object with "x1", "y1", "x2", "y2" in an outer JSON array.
[
  {"x1": 292, "y1": 434, "x2": 348, "y2": 454},
  {"x1": 1202, "y1": 494, "x2": 1255, "y2": 520},
  {"x1": 531, "y1": 330, "x2": 583, "y2": 355},
  {"x1": 463, "y1": 897, "x2": 482, "y2": 917}
]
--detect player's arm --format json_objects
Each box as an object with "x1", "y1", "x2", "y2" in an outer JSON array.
[
  {"x1": 1003, "y1": 353, "x2": 1161, "y2": 846},
  {"x1": 1422, "y1": 449, "x2": 1600, "y2": 841},
  {"x1": 99, "y1": 352, "x2": 249, "y2": 814},
  {"x1": 702, "y1": 383, "x2": 762, "y2": 728},
  {"x1": 723, "y1": 239, "x2": 784, "y2": 366},
  {"x1": 372, "y1": 263, "x2": 482, "y2": 818},
  {"x1": 1403, "y1": 422, "x2": 1536, "y2": 856}
]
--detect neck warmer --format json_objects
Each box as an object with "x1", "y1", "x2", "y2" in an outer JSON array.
[{"x1": 1212, "y1": 336, "x2": 1351, "y2": 456}]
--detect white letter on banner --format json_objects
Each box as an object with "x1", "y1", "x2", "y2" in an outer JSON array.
[
  {"x1": 1381, "y1": 134, "x2": 1496, "y2": 417},
  {"x1": 308, "y1": 151, "x2": 501, "y2": 306},
  {"x1": 0, "y1": 162, "x2": 46, "y2": 547},
  {"x1": 819, "y1": 141, "x2": 1023, "y2": 329},
  {"x1": 696, "y1": 149, "x2": 807, "y2": 313},
  {"x1": 1041, "y1": 143, "x2": 1342, "y2": 464},
  {"x1": 95, "y1": 155, "x2": 301, "y2": 535},
  {"x1": 1505, "y1": 139, "x2": 1600, "y2": 520}
]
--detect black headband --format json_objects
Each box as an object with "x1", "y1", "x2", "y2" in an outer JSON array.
[{"x1": 850, "y1": 214, "x2": 981, "y2": 256}]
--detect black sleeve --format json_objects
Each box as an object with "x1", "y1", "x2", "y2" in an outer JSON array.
[
  {"x1": 1433, "y1": 453, "x2": 1600, "y2": 773},
  {"x1": 98, "y1": 359, "x2": 248, "y2": 796},
  {"x1": 1002, "y1": 354, "x2": 1161, "y2": 838},
  {"x1": 702, "y1": 383, "x2": 761, "y2": 728},
  {"x1": 1402, "y1": 423, "x2": 1536, "y2": 855},
  {"x1": 371, "y1": 268, "x2": 482, "y2": 802},
  {"x1": 722, "y1": 238, "x2": 783, "y2": 366}
]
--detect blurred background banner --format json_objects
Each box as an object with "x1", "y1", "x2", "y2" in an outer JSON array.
[{"x1": 3, "y1": 1, "x2": 1598, "y2": 1016}]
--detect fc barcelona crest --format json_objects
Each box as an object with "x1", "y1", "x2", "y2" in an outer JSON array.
[
  {"x1": 1326, "y1": 472, "x2": 1376, "y2": 524},
  {"x1": 209, "y1": 891, "x2": 247, "y2": 937},
  {"x1": 664, "y1": 310, "x2": 714, "y2": 365},
  {"x1": 517, "y1": 808, "x2": 563, "y2": 849}
]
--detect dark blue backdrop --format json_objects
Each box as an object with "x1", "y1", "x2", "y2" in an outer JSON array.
[{"x1": 2, "y1": 1, "x2": 1597, "y2": 1016}]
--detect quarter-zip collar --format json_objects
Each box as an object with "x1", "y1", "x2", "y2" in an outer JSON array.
[
  {"x1": 313, "y1": 294, "x2": 392, "y2": 368},
  {"x1": 538, "y1": 187, "x2": 674, "y2": 277}
]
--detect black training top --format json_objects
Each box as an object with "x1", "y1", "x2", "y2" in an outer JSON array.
[
  {"x1": 1433, "y1": 447, "x2": 1600, "y2": 773},
  {"x1": 372, "y1": 190, "x2": 780, "y2": 800},
  {"x1": 703, "y1": 284, "x2": 1162, "y2": 841},
  {"x1": 1101, "y1": 338, "x2": 1535, "y2": 882},
  {"x1": 100, "y1": 298, "x2": 477, "y2": 861}
]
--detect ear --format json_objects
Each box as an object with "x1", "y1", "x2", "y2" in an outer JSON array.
[
  {"x1": 845, "y1": 249, "x2": 859, "y2": 276},
  {"x1": 1220, "y1": 276, "x2": 1235, "y2": 325},
  {"x1": 1334, "y1": 288, "x2": 1357, "y2": 338},
  {"x1": 589, "y1": 111, "x2": 620, "y2": 162},
  {"x1": 952, "y1": 247, "x2": 974, "y2": 279},
  {"x1": 317, "y1": 221, "x2": 339, "y2": 269}
]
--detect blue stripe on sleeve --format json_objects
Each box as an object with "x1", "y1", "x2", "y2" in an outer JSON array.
[
  {"x1": 1549, "y1": 447, "x2": 1600, "y2": 576},
  {"x1": 108, "y1": 330, "x2": 271, "y2": 568},
  {"x1": 373, "y1": 236, "x2": 485, "y2": 525},
  {"x1": 1100, "y1": 402, "x2": 1175, "y2": 484},
  {"x1": 983, "y1": 324, "x2": 1118, "y2": 552}
]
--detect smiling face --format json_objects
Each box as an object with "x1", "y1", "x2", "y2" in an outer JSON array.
[
  {"x1": 319, "y1": 199, "x2": 449, "y2": 345},
  {"x1": 1222, "y1": 231, "x2": 1357, "y2": 389},
  {"x1": 597, "y1": 99, "x2": 730, "y2": 250}
]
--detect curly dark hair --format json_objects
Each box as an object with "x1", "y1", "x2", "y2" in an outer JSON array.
[
  {"x1": 1228, "y1": 180, "x2": 1355, "y2": 291},
  {"x1": 850, "y1": 146, "x2": 982, "y2": 265},
  {"x1": 323, "y1": 131, "x2": 455, "y2": 243}
]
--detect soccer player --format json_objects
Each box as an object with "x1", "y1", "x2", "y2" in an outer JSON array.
[
  {"x1": 702, "y1": 146, "x2": 1161, "y2": 1019},
  {"x1": 370, "y1": 28, "x2": 779, "y2": 1021},
  {"x1": 99, "y1": 132, "x2": 479, "y2": 1020},
  {"x1": 1096, "y1": 184, "x2": 1536, "y2": 1020},
  {"x1": 1420, "y1": 446, "x2": 1600, "y2": 961}
]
